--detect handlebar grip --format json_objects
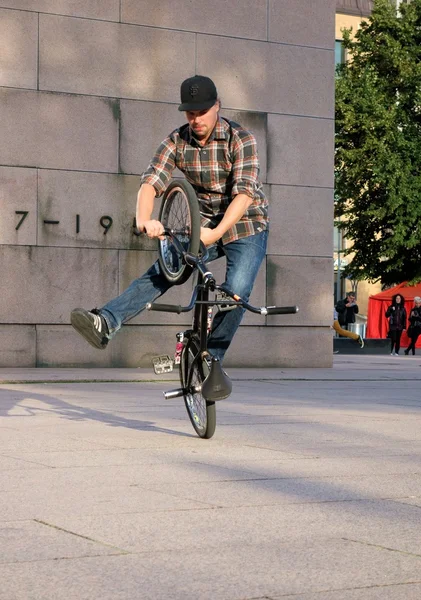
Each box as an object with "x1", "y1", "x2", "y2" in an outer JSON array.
[
  {"x1": 147, "y1": 302, "x2": 183, "y2": 314},
  {"x1": 266, "y1": 305, "x2": 299, "y2": 315}
]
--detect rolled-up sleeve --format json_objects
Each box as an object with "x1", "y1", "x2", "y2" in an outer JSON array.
[
  {"x1": 231, "y1": 131, "x2": 260, "y2": 199},
  {"x1": 139, "y1": 134, "x2": 177, "y2": 197}
]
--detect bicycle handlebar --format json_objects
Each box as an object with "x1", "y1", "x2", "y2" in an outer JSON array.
[
  {"x1": 143, "y1": 228, "x2": 299, "y2": 316},
  {"x1": 146, "y1": 302, "x2": 184, "y2": 314},
  {"x1": 147, "y1": 298, "x2": 299, "y2": 316},
  {"x1": 265, "y1": 306, "x2": 299, "y2": 315}
]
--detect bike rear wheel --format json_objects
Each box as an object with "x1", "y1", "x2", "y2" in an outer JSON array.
[
  {"x1": 158, "y1": 179, "x2": 201, "y2": 285},
  {"x1": 180, "y1": 336, "x2": 216, "y2": 439}
]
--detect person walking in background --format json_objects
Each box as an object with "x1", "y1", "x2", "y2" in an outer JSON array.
[
  {"x1": 335, "y1": 291, "x2": 359, "y2": 330},
  {"x1": 405, "y1": 296, "x2": 421, "y2": 356},
  {"x1": 386, "y1": 294, "x2": 407, "y2": 356},
  {"x1": 333, "y1": 307, "x2": 364, "y2": 348}
]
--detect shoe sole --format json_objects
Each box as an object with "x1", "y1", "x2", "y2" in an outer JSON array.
[{"x1": 70, "y1": 309, "x2": 108, "y2": 350}]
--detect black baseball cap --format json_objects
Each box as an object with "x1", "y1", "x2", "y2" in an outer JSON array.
[{"x1": 178, "y1": 75, "x2": 218, "y2": 111}]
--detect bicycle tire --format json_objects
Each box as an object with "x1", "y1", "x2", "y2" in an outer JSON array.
[
  {"x1": 158, "y1": 179, "x2": 201, "y2": 285},
  {"x1": 180, "y1": 336, "x2": 216, "y2": 439}
]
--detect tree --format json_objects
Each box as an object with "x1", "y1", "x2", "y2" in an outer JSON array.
[{"x1": 335, "y1": 0, "x2": 421, "y2": 285}]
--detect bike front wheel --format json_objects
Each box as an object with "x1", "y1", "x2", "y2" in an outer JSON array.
[
  {"x1": 158, "y1": 179, "x2": 201, "y2": 285},
  {"x1": 180, "y1": 336, "x2": 216, "y2": 439}
]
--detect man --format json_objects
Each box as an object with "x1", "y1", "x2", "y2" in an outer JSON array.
[
  {"x1": 332, "y1": 306, "x2": 364, "y2": 349},
  {"x1": 71, "y1": 75, "x2": 269, "y2": 363},
  {"x1": 335, "y1": 291, "x2": 359, "y2": 329}
]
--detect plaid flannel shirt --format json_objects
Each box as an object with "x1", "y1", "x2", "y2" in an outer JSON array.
[{"x1": 140, "y1": 117, "x2": 269, "y2": 245}]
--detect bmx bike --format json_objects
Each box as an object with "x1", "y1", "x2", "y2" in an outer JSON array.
[{"x1": 146, "y1": 179, "x2": 298, "y2": 439}]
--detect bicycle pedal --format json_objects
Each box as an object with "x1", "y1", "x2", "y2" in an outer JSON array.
[
  {"x1": 152, "y1": 355, "x2": 174, "y2": 374},
  {"x1": 216, "y1": 292, "x2": 239, "y2": 312}
]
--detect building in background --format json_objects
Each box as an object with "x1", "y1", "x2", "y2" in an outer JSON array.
[{"x1": 0, "y1": 1, "x2": 335, "y2": 368}]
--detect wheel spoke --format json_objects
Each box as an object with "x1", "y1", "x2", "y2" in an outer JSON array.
[
  {"x1": 160, "y1": 189, "x2": 191, "y2": 277},
  {"x1": 158, "y1": 179, "x2": 201, "y2": 285},
  {"x1": 180, "y1": 339, "x2": 215, "y2": 438},
  {"x1": 186, "y1": 348, "x2": 207, "y2": 434}
]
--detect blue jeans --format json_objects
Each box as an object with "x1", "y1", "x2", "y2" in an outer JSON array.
[{"x1": 101, "y1": 230, "x2": 268, "y2": 362}]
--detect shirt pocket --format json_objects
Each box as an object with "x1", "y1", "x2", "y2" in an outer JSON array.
[
  {"x1": 221, "y1": 150, "x2": 232, "y2": 172},
  {"x1": 175, "y1": 144, "x2": 190, "y2": 171}
]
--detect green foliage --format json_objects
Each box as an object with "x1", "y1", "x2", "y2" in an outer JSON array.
[{"x1": 335, "y1": 0, "x2": 421, "y2": 285}]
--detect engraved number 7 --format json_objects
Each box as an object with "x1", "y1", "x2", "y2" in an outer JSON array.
[{"x1": 15, "y1": 211, "x2": 29, "y2": 230}]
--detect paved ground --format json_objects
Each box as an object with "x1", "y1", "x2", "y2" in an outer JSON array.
[{"x1": 1, "y1": 354, "x2": 421, "y2": 599}]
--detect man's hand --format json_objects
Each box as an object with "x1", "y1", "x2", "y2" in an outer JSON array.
[
  {"x1": 138, "y1": 219, "x2": 165, "y2": 240},
  {"x1": 200, "y1": 227, "x2": 220, "y2": 247}
]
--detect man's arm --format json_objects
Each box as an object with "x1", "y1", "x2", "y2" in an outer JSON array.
[
  {"x1": 136, "y1": 183, "x2": 165, "y2": 239},
  {"x1": 200, "y1": 127, "x2": 258, "y2": 246},
  {"x1": 136, "y1": 134, "x2": 177, "y2": 239},
  {"x1": 200, "y1": 193, "x2": 253, "y2": 246}
]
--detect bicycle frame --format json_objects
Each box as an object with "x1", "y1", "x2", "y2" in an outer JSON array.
[
  {"x1": 147, "y1": 228, "x2": 299, "y2": 403},
  {"x1": 147, "y1": 231, "x2": 233, "y2": 402}
]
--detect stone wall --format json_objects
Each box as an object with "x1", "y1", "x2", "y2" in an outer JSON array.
[{"x1": 0, "y1": 0, "x2": 335, "y2": 368}]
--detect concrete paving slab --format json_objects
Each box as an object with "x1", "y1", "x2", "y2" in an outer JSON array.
[
  {"x1": 0, "y1": 460, "x2": 262, "y2": 494},
  {"x1": 128, "y1": 472, "x2": 421, "y2": 508},
  {"x1": 1, "y1": 356, "x2": 421, "y2": 599},
  {"x1": 0, "y1": 539, "x2": 420, "y2": 600},
  {"x1": 0, "y1": 354, "x2": 421, "y2": 383},
  {"x1": 37, "y1": 498, "x2": 421, "y2": 555},
  {"x1": 0, "y1": 519, "x2": 125, "y2": 564},
  {"x1": 202, "y1": 454, "x2": 421, "y2": 479},
  {"x1": 0, "y1": 444, "x2": 305, "y2": 468},
  {"x1": 276, "y1": 582, "x2": 421, "y2": 600},
  {"x1": 0, "y1": 485, "x2": 208, "y2": 522}
]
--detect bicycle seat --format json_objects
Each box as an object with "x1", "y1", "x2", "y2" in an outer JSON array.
[{"x1": 201, "y1": 356, "x2": 232, "y2": 402}]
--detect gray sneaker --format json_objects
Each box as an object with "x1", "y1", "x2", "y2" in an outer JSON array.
[
  {"x1": 71, "y1": 308, "x2": 109, "y2": 349},
  {"x1": 358, "y1": 335, "x2": 365, "y2": 349}
]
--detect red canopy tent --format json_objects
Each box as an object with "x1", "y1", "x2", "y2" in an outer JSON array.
[{"x1": 367, "y1": 282, "x2": 421, "y2": 347}]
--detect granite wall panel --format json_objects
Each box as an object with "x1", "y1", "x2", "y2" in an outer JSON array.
[
  {"x1": 37, "y1": 170, "x2": 155, "y2": 250},
  {"x1": 226, "y1": 325, "x2": 333, "y2": 368},
  {"x1": 121, "y1": 0, "x2": 267, "y2": 40},
  {"x1": 269, "y1": 0, "x2": 335, "y2": 49},
  {"x1": 0, "y1": 89, "x2": 119, "y2": 172},
  {"x1": 267, "y1": 114, "x2": 334, "y2": 188},
  {"x1": 0, "y1": 167, "x2": 37, "y2": 246},
  {"x1": 0, "y1": 325, "x2": 36, "y2": 367},
  {"x1": 266, "y1": 255, "x2": 333, "y2": 327},
  {"x1": 37, "y1": 326, "x2": 114, "y2": 368},
  {"x1": 120, "y1": 100, "x2": 183, "y2": 176},
  {"x1": 111, "y1": 325, "x2": 333, "y2": 369},
  {"x1": 39, "y1": 14, "x2": 195, "y2": 101},
  {"x1": 0, "y1": 1, "x2": 120, "y2": 21},
  {"x1": 35, "y1": 323, "x2": 332, "y2": 368},
  {"x1": 0, "y1": 246, "x2": 119, "y2": 324},
  {"x1": 197, "y1": 34, "x2": 334, "y2": 117},
  {"x1": 0, "y1": 8, "x2": 38, "y2": 89},
  {"x1": 267, "y1": 185, "x2": 333, "y2": 257}
]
